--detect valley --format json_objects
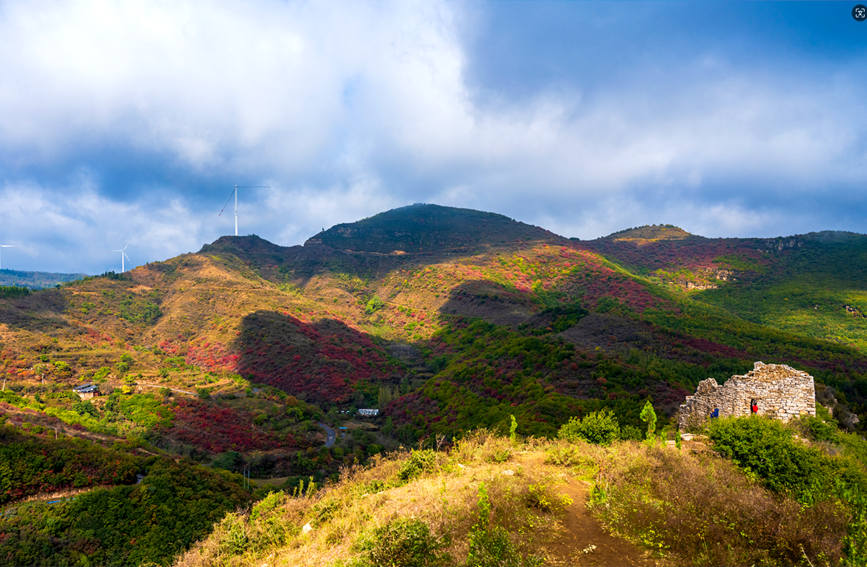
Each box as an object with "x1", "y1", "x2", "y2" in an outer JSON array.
[{"x1": 1, "y1": 204, "x2": 866, "y2": 565}]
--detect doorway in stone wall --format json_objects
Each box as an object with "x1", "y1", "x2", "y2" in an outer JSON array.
[{"x1": 750, "y1": 398, "x2": 758, "y2": 414}]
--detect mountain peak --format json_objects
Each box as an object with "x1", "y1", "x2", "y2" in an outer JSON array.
[
  {"x1": 602, "y1": 224, "x2": 693, "y2": 242},
  {"x1": 307, "y1": 203, "x2": 564, "y2": 253}
]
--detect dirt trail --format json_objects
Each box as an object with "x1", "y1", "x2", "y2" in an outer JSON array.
[{"x1": 517, "y1": 454, "x2": 662, "y2": 567}]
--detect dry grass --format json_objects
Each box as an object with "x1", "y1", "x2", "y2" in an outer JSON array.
[
  {"x1": 591, "y1": 441, "x2": 849, "y2": 566},
  {"x1": 175, "y1": 434, "x2": 853, "y2": 567},
  {"x1": 175, "y1": 434, "x2": 576, "y2": 567}
]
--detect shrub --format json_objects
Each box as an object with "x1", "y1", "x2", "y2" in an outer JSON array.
[
  {"x1": 640, "y1": 400, "x2": 657, "y2": 441},
  {"x1": 620, "y1": 424, "x2": 643, "y2": 441},
  {"x1": 558, "y1": 410, "x2": 620, "y2": 445},
  {"x1": 53, "y1": 361, "x2": 73, "y2": 377},
  {"x1": 93, "y1": 367, "x2": 111, "y2": 381},
  {"x1": 707, "y1": 416, "x2": 829, "y2": 501},
  {"x1": 466, "y1": 483, "x2": 541, "y2": 567},
  {"x1": 590, "y1": 442, "x2": 848, "y2": 566},
  {"x1": 398, "y1": 449, "x2": 438, "y2": 481},
  {"x1": 357, "y1": 517, "x2": 450, "y2": 567},
  {"x1": 72, "y1": 400, "x2": 98, "y2": 418},
  {"x1": 365, "y1": 295, "x2": 385, "y2": 315}
]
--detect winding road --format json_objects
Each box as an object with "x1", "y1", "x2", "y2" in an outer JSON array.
[{"x1": 318, "y1": 422, "x2": 336, "y2": 448}]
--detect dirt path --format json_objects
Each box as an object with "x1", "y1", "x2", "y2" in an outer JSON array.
[
  {"x1": 547, "y1": 480, "x2": 661, "y2": 566},
  {"x1": 515, "y1": 453, "x2": 661, "y2": 567}
]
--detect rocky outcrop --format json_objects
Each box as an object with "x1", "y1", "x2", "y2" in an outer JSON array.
[{"x1": 678, "y1": 362, "x2": 816, "y2": 430}]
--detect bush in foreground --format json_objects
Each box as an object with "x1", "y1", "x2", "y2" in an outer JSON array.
[{"x1": 558, "y1": 409, "x2": 620, "y2": 445}]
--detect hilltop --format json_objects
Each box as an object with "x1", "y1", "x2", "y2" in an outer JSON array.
[
  {"x1": 598, "y1": 224, "x2": 693, "y2": 242},
  {"x1": 0, "y1": 203, "x2": 866, "y2": 564},
  {"x1": 308, "y1": 203, "x2": 566, "y2": 254}
]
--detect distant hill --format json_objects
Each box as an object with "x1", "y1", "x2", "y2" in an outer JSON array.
[
  {"x1": 2, "y1": 203, "x2": 867, "y2": 565},
  {"x1": 0, "y1": 268, "x2": 88, "y2": 289},
  {"x1": 600, "y1": 224, "x2": 693, "y2": 242},
  {"x1": 307, "y1": 203, "x2": 566, "y2": 253}
]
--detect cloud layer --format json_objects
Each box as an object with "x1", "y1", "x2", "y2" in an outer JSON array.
[{"x1": 0, "y1": 0, "x2": 864, "y2": 272}]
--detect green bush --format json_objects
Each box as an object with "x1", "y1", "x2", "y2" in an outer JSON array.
[
  {"x1": 640, "y1": 400, "x2": 657, "y2": 441},
  {"x1": 398, "y1": 449, "x2": 437, "y2": 481},
  {"x1": 357, "y1": 517, "x2": 450, "y2": 567},
  {"x1": 365, "y1": 295, "x2": 385, "y2": 315},
  {"x1": 53, "y1": 361, "x2": 73, "y2": 377},
  {"x1": 558, "y1": 410, "x2": 620, "y2": 445},
  {"x1": 466, "y1": 483, "x2": 541, "y2": 567},
  {"x1": 72, "y1": 400, "x2": 98, "y2": 418},
  {"x1": 707, "y1": 416, "x2": 829, "y2": 501},
  {"x1": 93, "y1": 367, "x2": 112, "y2": 381}
]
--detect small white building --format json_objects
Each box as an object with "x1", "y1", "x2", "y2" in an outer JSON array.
[{"x1": 357, "y1": 408, "x2": 379, "y2": 417}]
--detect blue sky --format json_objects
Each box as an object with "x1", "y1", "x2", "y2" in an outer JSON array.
[{"x1": 0, "y1": 0, "x2": 865, "y2": 273}]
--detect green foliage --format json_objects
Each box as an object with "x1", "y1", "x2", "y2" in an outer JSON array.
[
  {"x1": 0, "y1": 425, "x2": 139, "y2": 503},
  {"x1": 52, "y1": 360, "x2": 72, "y2": 377},
  {"x1": 509, "y1": 415, "x2": 518, "y2": 443},
  {"x1": 118, "y1": 296, "x2": 162, "y2": 324},
  {"x1": 558, "y1": 409, "x2": 620, "y2": 445},
  {"x1": 640, "y1": 400, "x2": 657, "y2": 441},
  {"x1": 0, "y1": 285, "x2": 30, "y2": 298},
  {"x1": 72, "y1": 400, "x2": 98, "y2": 418},
  {"x1": 0, "y1": 456, "x2": 250, "y2": 566},
  {"x1": 107, "y1": 392, "x2": 175, "y2": 429},
  {"x1": 365, "y1": 295, "x2": 385, "y2": 315},
  {"x1": 590, "y1": 441, "x2": 848, "y2": 567},
  {"x1": 620, "y1": 425, "x2": 643, "y2": 441},
  {"x1": 466, "y1": 482, "x2": 541, "y2": 567},
  {"x1": 357, "y1": 517, "x2": 451, "y2": 567},
  {"x1": 212, "y1": 451, "x2": 243, "y2": 472},
  {"x1": 707, "y1": 416, "x2": 831, "y2": 501},
  {"x1": 93, "y1": 366, "x2": 112, "y2": 381},
  {"x1": 708, "y1": 415, "x2": 867, "y2": 564},
  {"x1": 398, "y1": 449, "x2": 438, "y2": 481}
]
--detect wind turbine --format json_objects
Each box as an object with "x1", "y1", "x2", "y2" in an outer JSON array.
[
  {"x1": 110, "y1": 241, "x2": 131, "y2": 273},
  {"x1": 218, "y1": 185, "x2": 271, "y2": 236},
  {"x1": 0, "y1": 245, "x2": 13, "y2": 270}
]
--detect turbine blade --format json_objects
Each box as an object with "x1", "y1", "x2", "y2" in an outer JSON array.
[{"x1": 218, "y1": 187, "x2": 235, "y2": 216}]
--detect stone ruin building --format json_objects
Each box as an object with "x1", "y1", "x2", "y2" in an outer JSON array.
[{"x1": 678, "y1": 362, "x2": 816, "y2": 430}]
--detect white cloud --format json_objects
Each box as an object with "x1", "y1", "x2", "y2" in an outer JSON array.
[
  {"x1": 0, "y1": 0, "x2": 865, "y2": 270},
  {"x1": 0, "y1": 179, "x2": 205, "y2": 273}
]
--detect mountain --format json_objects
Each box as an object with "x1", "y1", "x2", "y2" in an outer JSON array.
[
  {"x1": 1, "y1": 203, "x2": 867, "y2": 564},
  {"x1": 0, "y1": 268, "x2": 88, "y2": 288},
  {"x1": 309, "y1": 203, "x2": 566, "y2": 253}
]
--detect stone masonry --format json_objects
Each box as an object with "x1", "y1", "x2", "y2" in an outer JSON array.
[{"x1": 677, "y1": 362, "x2": 816, "y2": 430}]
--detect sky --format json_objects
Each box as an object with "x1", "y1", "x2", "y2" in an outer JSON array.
[{"x1": 0, "y1": 0, "x2": 865, "y2": 274}]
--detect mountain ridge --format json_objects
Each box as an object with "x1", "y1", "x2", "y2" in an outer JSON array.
[{"x1": 1, "y1": 202, "x2": 867, "y2": 564}]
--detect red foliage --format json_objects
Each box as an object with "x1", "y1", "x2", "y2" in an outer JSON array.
[{"x1": 163, "y1": 399, "x2": 303, "y2": 454}]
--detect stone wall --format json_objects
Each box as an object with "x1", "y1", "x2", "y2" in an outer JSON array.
[{"x1": 677, "y1": 362, "x2": 816, "y2": 430}]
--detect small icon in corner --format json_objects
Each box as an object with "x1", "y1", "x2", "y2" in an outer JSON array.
[{"x1": 854, "y1": 4, "x2": 867, "y2": 21}]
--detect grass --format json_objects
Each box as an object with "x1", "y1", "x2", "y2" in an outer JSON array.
[
  {"x1": 590, "y1": 440, "x2": 848, "y2": 566},
  {"x1": 174, "y1": 427, "x2": 857, "y2": 567},
  {"x1": 176, "y1": 432, "x2": 577, "y2": 567}
]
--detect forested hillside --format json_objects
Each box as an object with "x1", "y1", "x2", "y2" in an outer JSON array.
[{"x1": 1, "y1": 204, "x2": 866, "y2": 564}]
